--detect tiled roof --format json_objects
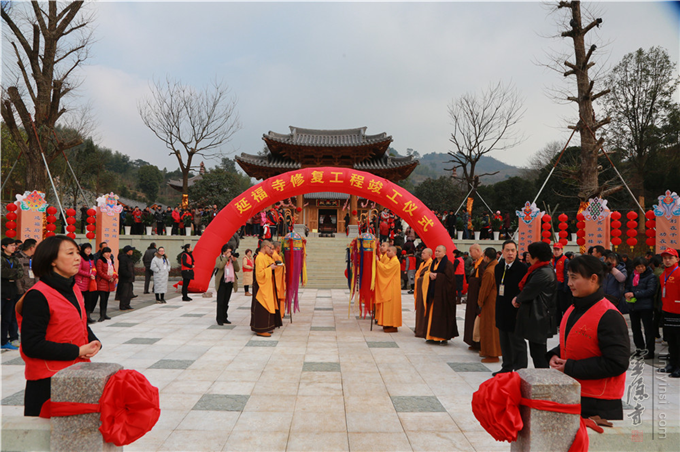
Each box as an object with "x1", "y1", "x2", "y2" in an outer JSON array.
[
  {"x1": 354, "y1": 154, "x2": 417, "y2": 170},
  {"x1": 236, "y1": 153, "x2": 301, "y2": 170},
  {"x1": 264, "y1": 126, "x2": 392, "y2": 148},
  {"x1": 236, "y1": 153, "x2": 415, "y2": 171}
]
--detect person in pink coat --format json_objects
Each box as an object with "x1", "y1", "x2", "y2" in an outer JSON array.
[
  {"x1": 95, "y1": 247, "x2": 117, "y2": 322},
  {"x1": 75, "y1": 243, "x2": 97, "y2": 324}
]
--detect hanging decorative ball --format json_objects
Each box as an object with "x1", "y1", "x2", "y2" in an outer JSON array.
[
  {"x1": 611, "y1": 237, "x2": 622, "y2": 246},
  {"x1": 559, "y1": 238, "x2": 569, "y2": 247},
  {"x1": 611, "y1": 229, "x2": 622, "y2": 237},
  {"x1": 5, "y1": 230, "x2": 16, "y2": 238},
  {"x1": 626, "y1": 220, "x2": 638, "y2": 229},
  {"x1": 541, "y1": 230, "x2": 552, "y2": 238},
  {"x1": 558, "y1": 213, "x2": 568, "y2": 223},
  {"x1": 577, "y1": 238, "x2": 586, "y2": 246},
  {"x1": 645, "y1": 220, "x2": 655, "y2": 229},
  {"x1": 86, "y1": 217, "x2": 96, "y2": 224},
  {"x1": 352, "y1": 210, "x2": 357, "y2": 216},
  {"x1": 610, "y1": 220, "x2": 621, "y2": 229},
  {"x1": 576, "y1": 212, "x2": 585, "y2": 221},
  {"x1": 87, "y1": 208, "x2": 96, "y2": 217},
  {"x1": 626, "y1": 237, "x2": 638, "y2": 247},
  {"x1": 296, "y1": 207, "x2": 302, "y2": 213},
  {"x1": 5, "y1": 221, "x2": 16, "y2": 230},
  {"x1": 576, "y1": 230, "x2": 586, "y2": 238},
  {"x1": 645, "y1": 210, "x2": 655, "y2": 220},
  {"x1": 86, "y1": 232, "x2": 95, "y2": 239},
  {"x1": 626, "y1": 211, "x2": 638, "y2": 220},
  {"x1": 46, "y1": 206, "x2": 57, "y2": 215},
  {"x1": 47, "y1": 215, "x2": 57, "y2": 223},
  {"x1": 558, "y1": 230, "x2": 568, "y2": 238},
  {"x1": 610, "y1": 211, "x2": 621, "y2": 221},
  {"x1": 626, "y1": 229, "x2": 637, "y2": 238},
  {"x1": 86, "y1": 224, "x2": 96, "y2": 232},
  {"x1": 6, "y1": 203, "x2": 17, "y2": 212},
  {"x1": 645, "y1": 229, "x2": 655, "y2": 237},
  {"x1": 541, "y1": 222, "x2": 551, "y2": 230},
  {"x1": 576, "y1": 221, "x2": 586, "y2": 230},
  {"x1": 558, "y1": 222, "x2": 568, "y2": 230},
  {"x1": 6, "y1": 212, "x2": 17, "y2": 221},
  {"x1": 66, "y1": 217, "x2": 77, "y2": 225},
  {"x1": 66, "y1": 225, "x2": 76, "y2": 233},
  {"x1": 646, "y1": 237, "x2": 655, "y2": 247},
  {"x1": 66, "y1": 208, "x2": 76, "y2": 217}
]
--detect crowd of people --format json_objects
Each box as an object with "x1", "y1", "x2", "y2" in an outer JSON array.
[{"x1": 114, "y1": 205, "x2": 220, "y2": 236}]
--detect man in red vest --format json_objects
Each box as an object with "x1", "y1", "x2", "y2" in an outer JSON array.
[
  {"x1": 658, "y1": 248, "x2": 680, "y2": 377},
  {"x1": 548, "y1": 255, "x2": 629, "y2": 419}
]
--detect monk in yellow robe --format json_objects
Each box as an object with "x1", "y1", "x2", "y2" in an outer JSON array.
[
  {"x1": 250, "y1": 241, "x2": 282, "y2": 336},
  {"x1": 376, "y1": 246, "x2": 402, "y2": 333},
  {"x1": 413, "y1": 248, "x2": 432, "y2": 338},
  {"x1": 375, "y1": 241, "x2": 390, "y2": 323},
  {"x1": 272, "y1": 242, "x2": 287, "y2": 319}
]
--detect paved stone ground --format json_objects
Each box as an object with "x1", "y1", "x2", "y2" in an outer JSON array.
[{"x1": 2, "y1": 284, "x2": 678, "y2": 451}]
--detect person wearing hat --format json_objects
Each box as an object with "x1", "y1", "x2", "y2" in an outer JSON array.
[
  {"x1": 552, "y1": 243, "x2": 571, "y2": 326},
  {"x1": 658, "y1": 248, "x2": 680, "y2": 377},
  {"x1": 117, "y1": 246, "x2": 136, "y2": 311}
]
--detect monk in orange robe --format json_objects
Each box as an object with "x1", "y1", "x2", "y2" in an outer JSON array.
[
  {"x1": 272, "y1": 242, "x2": 286, "y2": 319},
  {"x1": 414, "y1": 248, "x2": 432, "y2": 338},
  {"x1": 376, "y1": 246, "x2": 402, "y2": 333},
  {"x1": 375, "y1": 241, "x2": 390, "y2": 323},
  {"x1": 250, "y1": 241, "x2": 282, "y2": 336}
]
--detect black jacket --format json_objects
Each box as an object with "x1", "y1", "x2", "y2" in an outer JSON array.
[
  {"x1": 494, "y1": 259, "x2": 528, "y2": 332},
  {"x1": 142, "y1": 248, "x2": 157, "y2": 269},
  {"x1": 624, "y1": 267, "x2": 657, "y2": 312},
  {"x1": 117, "y1": 253, "x2": 135, "y2": 283},
  {"x1": 514, "y1": 264, "x2": 557, "y2": 344},
  {"x1": 2, "y1": 251, "x2": 24, "y2": 299}
]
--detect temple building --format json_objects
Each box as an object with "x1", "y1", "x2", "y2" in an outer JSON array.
[{"x1": 236, "y1": 126, "x2": 418, "y2": 234}]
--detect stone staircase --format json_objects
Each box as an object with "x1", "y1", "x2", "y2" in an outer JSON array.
[{"x1": 237, "y1": 235, "x2": 351, "y2": 289}]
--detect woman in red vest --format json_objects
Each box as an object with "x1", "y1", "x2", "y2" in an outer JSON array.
[
  {"x1": 16, "y1": 236, "x2": 101, "y2": 416},
  {"x1": 548, "y1": 255, "x2": 630, "y2": 420},
  {"x1": 180, "y1": 244, "x2": 194, "y2": 301}
]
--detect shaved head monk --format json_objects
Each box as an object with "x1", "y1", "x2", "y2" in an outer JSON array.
[
  {"x1": 376, "y1": 246, "x2": 402, "y2": 333},
  {"x1": 250, "y1": 240, "x2": 282, "y2": 336},
  {"x1": 271, "y1": 241, "x2": 286, "y2": 318},
  {"x1": 414, "y1": 248, "x2": 433, "y2": 338},
  {"x1": 424, "y1": 245, "x2": 458, "y2": 343},
  {"x1": 464, "y1": 243, "x2": 486, "y2": 350}
]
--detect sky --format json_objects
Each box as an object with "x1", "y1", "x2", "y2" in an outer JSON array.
[{"x1": 14, "y1": 1, "x2": 680, "y2": 172}]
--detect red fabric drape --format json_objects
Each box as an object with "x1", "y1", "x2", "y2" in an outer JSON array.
[
  {"x1": 471, "y1": 372, "x2": 590, "y2": 451},
  {"x1": 39, "y1": 369, "x2": 160, "y2": 447}
]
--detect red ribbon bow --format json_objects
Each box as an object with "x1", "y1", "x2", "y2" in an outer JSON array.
[
  {"x1": 39, "y1": 369, "x2": 161, "y2": 447},
  {"x1": 471, "y1": 372, "x2": 591, "y2": 451}
]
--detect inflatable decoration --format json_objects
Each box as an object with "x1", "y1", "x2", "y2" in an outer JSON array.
[
  {"x1": 281, "y1": 231, "x2": 307, "y2": 316},
  {"x1": 190, "y1": 167, "x2": 455, "y2": 292}
]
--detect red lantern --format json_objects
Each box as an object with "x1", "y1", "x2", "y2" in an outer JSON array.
[
  {"x1": 576, "y1": 230, "x2": 586, "y2": 238},
  {"x1": 577, "y1": 238, "x2": 586, "y2": 246},
  {"x1": 66, "y1": 225, "x2": 76, "y2": 233},
  {"x1": 646, "y1": 237, "x2": 655, "y2": 247},
  {"x1": 6, "y1": 212, "x2": 17, "y2": 221},
  {"x1": 558, "y1": 223, "x2": 568, "y2": 230},
  {"x1": 66, "y1": 217, "x2": 76, "y2": 225},
  {"x1": 87, "y1": 208, "x2": 96, "y2": 217},
  {"x1": 610, "y1": 211, "x2": 621, "y2": 221},
  {"x1": 66, "y1": 208, "x2": 76, "y2": 217},
  {"x1": 576, "y1": 221, "x2": 586, "y2": 230},
  {"x1": 558, "y1": 230, "x2": 568, "y2": 238},
  {"x1": 645, "y1": 220, "x2": 655, "y2": 229},
  {"x1": 541, "y1": 222, "x2": 551, "y2": 230},
  {"x1": 46, "y1": 206, "x2": 57, "y2": 215},
  {"x1": 644, "y1": 210, "x2": 655, "y2": 249},
  {"x1": 626, "y1": 237, "x2": 638, "y2": 247},
  {"x1": 627, "y1": 211, "x2": 638, "y2": 220},
  {"x1": 576, "y1": 212, "x2": 585, "y2": 221},
  {"x1": 6, "y1": 203, "x2": 17, "y2": 212},
  {"x1": 47, "y1": 215, "x2": 57, "y2": 223},
  {"x1": 45, "y1": 231, "x2": 55, "y2": 238},
  {"x1": 609, "y1": 211, "x2": 622, "y2": 249},
  {"x1": 645, "y1": 210, "x2": 655, "y2": 220},
  {"x1": 86, "y1": 232, "x2": 95, "y2": 239},
  {"x1": 559, "y1": 238, "x2": 568, "y2": 246},
  {"x1": 5, "y1": 221, "x2": 16, "y2": 230},
  {"x1": 625, "y1": 212, "x2": 638, "y2": 250},
  {"x1": 611, "y1": 220, "x2": 621, "y2": 229},
  {"x1": 46, "y1": 224, "x2": 57, "y2": 232},
  {"x1": 558, "y1": 213, "x2": 568, "y2": 223},
  {"x1": 611, "y1": 237, "x2": 622, "y2": 246},
  {"x1": 86, "y1": 224, "x2": 96, "y2": 232},
  {"x1": 86, "y1": 217, "x2": 95, "y2": 224},
  {"x1": 644, "y1": 229, "x2": 655, "y2": 237},
  {"x1": 611, "y1": 229, "x2": 622, "y2": 237},
  {"x1": 542, "y1": 214, "x2": 552, "y2": 223},
  {"x1": 5, "y1": 203, "x2": 18, "y2": 238},
  {"x1": 541, "y1": 230, "x2": 551, "y2": 238},
  {"x1": 626, "y1": 229, "x2": 637, "y2": 237},
  {"x1": 5, "y1": 229, "x2": 17, "y2": 238},
  {"x1": 626, "y1": 220, "x2": 637, "y2": 229}
]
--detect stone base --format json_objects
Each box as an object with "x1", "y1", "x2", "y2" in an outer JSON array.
[
  {"x1": 1, "y1": 416, "x2": 51, "y2": 452},
  {"x1": 348, "y1": 225, "x2": 359, "y2": 238},
  {"x1": 51, "y1": 362, "x2": 123, "y2": 452},
  {"x1": 294, "y1": 224, "x2": 307, "y2": 236}
]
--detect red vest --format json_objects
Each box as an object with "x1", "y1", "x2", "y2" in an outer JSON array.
[
  {"x1": 560, "y1": 298, "x2": 625, "y2": 400},
  {"x1": 17, "y1": 281, "x2": 90, "y2": 381},
  {"x1": 553, "y1": 255, "x2": 567, "y2": 283},
  {"x1": 181, "y1": 252, "x2": 194, "y2": 271},
  {"x1": 243, "y1": 258, "x2": 254, "y2": 273},
  {"x1": 454, "y1": 257, "x2": 465, "y2": 275},
  {"x1": 661, "y1": 264, "x2": 680, "y2": 314}
]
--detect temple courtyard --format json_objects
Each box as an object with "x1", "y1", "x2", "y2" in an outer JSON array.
[{"x1": 1, "y1": 283, "x2": 678, "y2": 451}]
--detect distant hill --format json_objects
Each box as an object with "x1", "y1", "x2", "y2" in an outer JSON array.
[{"x1": 395, "y1": 150, "x2": 522, "y2": 186}]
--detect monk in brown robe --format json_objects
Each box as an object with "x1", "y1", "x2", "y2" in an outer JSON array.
[
  {"x1": 425, "y1": 245, "x2": 459, "y2": 343},
  {"x1": 272, "y1": 242, "x2": 286, "y2": 319},
  {"x1": 477, "y1": 247, "x2": 501, "y2": 363},
  {"x1": 250, "y1": 241, "x2": 283, "y2": 336},
  {"x1": 464, "y1": 244, "x2": 485, "y2": 350},
  {"x1": 376, "y1": 246, "x2": 402, "y2": 333},
  {"x1": 414, "y1": 248, "x2": 432, "y2": 338}
]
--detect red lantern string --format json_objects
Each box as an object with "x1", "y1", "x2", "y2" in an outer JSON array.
[
  {"x1": 610, "y1": 211, "x2": 622, "y2": 248},
  {"x1": 86, "y1": 208, "x2": 96, "y2": 240},
  {"x1": 557, "y1": 213, "x2": 569, "y2": 246},
  {"x1": 625, "y1": 211, "x2": 638, "y2": 250},
  {"x1": 644, "y1": 210, "x2": 655, "y2": 249},
  {"x1": 541, "y1": 214, "x2": 552, "y2": 244},
  {"x1": 5, "y1": 203, "x2": 18, "y2": 238},
  {"x1": 65, "y1": 208, "x2": 77, "y2": 239},
  {"x1": 576, "y1": 212, "x2": 586, "y2": 247},
  {"x1": 46, "y1": 206, "x2": 57, "y2": 238}
]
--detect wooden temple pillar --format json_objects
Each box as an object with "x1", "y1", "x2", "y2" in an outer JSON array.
[
  {"x1": 348, "y1": 194, "x2": 359, "y2": 237},
  {"x1": 294, "y1": 195, "x2": 306, "y2": 235}
]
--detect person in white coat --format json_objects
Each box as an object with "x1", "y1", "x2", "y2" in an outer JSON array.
[{"x1": 150, "y1": 247, "x2": 171, "y2": 303}]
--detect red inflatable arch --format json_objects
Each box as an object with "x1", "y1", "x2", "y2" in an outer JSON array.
[{"x1": 189, "y1": 167, "x2": 455, "y2": 292}]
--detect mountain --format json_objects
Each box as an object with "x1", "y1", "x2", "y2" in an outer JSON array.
[{"x1": 396, "y1": 151, "x2": 522, "y2": 186}]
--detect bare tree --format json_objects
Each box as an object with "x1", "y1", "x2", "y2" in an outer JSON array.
[
  {"x1": 602, "y1": 46, "x2": 679, "y2": 208},
  {"x1": 138, "y1": 77, "x2": 241, "y2": 196},
  {"x1": 446, "y1": 81, "x2": 525, "y2": 196},
  {"x1": 553, "y1": 1, "x2": 618, "y2": 201},
  {"x1": 1, "y1": 1, "x2": 94, "y2": 192}
]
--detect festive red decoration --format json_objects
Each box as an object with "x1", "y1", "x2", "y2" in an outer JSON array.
[
  {"x1": 626, "y1": 229, "x2": 637, "y2": 237},
  {"x1": 558, "y1": 230, "x2": 568, "y2": 238},
  {"x1": 644, "y1": 229, "x2": 655, "y2": 237},
  {"x1": 6, "y1": 212, "x2": 17, "y2": 221},
  {"x1": 47, "y1": 215, "x2": 57, "y2": 223},
  {"x1": 5, "y1": 203, "x2": 19, "y2": 239},
  {"x1": 645, "y1": 210, "x2": 655, "y2": 220},
  {"x1": 558, "y1": 213, "x2": 568, "y2": 222},
  {"x1": 5, "y1": 230, "x2": 16, "y2": 238},
  {"x1": 626, "y1": 237, "x2": 638, "y2": 246},
  {"x1": 5, "y1": 220, "x2": 16, "y2": 229},
  {"x1": 541, "y1": 230, "x2": 551, "y2": 239},
  {"x1": 646, "y1": 237, "x2": 655, "y2": 247},
  {"x1": 87, "y1": 208, "x2": 96, "y2": 216},
  {"x1": 559, "y1": 238, "x2": 568, "y2": 246},
  {"x1": 576, "y1": 221, "x2": 586, "y2": 230},
  {"x1": 610, "y1": 220, "x2": 621, "y2": 229},
  {"x1": 541, "y1": 222, "x2": 551, "y2": 230},
  {"x1": 86, "y1": 224, "x2": 96, "y2": 232},
  {"x1": 645, "y1": 220, "x2": 655, "y2": 229},
  {"x1": 46, "y1": 224, "x2": 57, "y2": 232},
  {"x1": 576, "y1": 238, "x2": 586, "y2": 246},
  {"x1": 351, "y1": 210, "x2": 357, "y2": 216},
  {"x1": 626, "y1": 220, "x2": 637, "y2": 229},
  {"x1": 45, "y1": 232, "x2": 55, "y2": 238},
  {"x1": 542, "y1": 214, "x2": 551, "y2": 223},
  {"x1": 46, "y1": 206, "x2": 57, "y2": 215},
  {"x1": 576, "y1": 230, "x2": 586, "y2": 238},
  {"x1": 576, "y1": 212, "x2": 585, "y2": 221},
  {"x1": 6, "y1": 203, "x2": 17, "y2": 212},
  {"x1": 66, "y1": 208, "x2": 76, "y2": 217},
  {"x1": 66, "y1": 217, "x2": 76, "y2": 225},
  {"x1": 86, "y1": 217, "x2": 95, "y2": 224},
  {"x1": 86, "y1": 232, "x2": 95, "y2": 239},
  {"x1": 611, "y1": 229, "x2": 622, "y2": 237},
  {"x1": 39, "y1": 370, "x2": 160, "y2": 447},
  {"x1": 66, "y1": 225, "x2": 76, "y2": 233},
  {"x1": 627, "y1": 211, "x2": 638, "y2": 220},
  {"x1": 610, "y1": 211, "x2": 621, "y2": 221},
  {"x1": 611, "y1": 237, "x2": 622, "y2": 246},
  {"x1": 558, "y1": 223, "x2": 568, "y2": 230},
  {"x1": 296, "y1": 207, "x2": 302, "y2": 213}
]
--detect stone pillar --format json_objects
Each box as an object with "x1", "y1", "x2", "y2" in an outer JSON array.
[
  {"x1": 294, "y1": 195, "x2": 306, "y2": 235},
  {"x1": 511, "y1": 369, "x2": 581, "y2": 452},
  {"x1": 51, "y1": 362, "x2": 123, "y2": 452}
]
